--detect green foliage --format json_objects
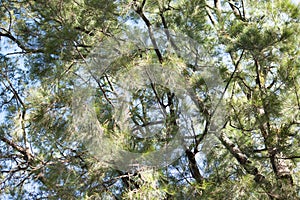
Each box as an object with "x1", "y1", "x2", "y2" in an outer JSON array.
[{"x1": 0, "y1": 0, "x2": 299, "y2": 199}]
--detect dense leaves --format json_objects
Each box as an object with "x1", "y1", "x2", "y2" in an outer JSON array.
[{"x1": 0, "y1": 0, "x2": 299, "y2": 199}]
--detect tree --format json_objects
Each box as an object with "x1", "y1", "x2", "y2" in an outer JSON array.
[{"x1": 0, "y1": 0, "x2": 299, "y2": 199}]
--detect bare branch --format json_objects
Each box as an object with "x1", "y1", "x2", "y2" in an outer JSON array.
[
  {"x1": 0, "y1": 29, "x2": 43, "y2": 53},
  {"x1": 205, "y1": 6, "x2": 218, "y2": 27},
  {"x1": 0, "y1": 136, "x2": 33, "y2": 162},
  {"x1": 228, "y1": 1, "x2": 245, "y2": 21}
]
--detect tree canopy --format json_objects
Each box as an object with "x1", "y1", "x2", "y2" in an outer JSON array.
[{"x1": 0, "y1": 0, "x2": 299, "y2": 199}]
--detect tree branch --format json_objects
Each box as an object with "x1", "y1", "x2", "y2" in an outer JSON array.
[
  {"x1": 133, "y1": 1, "x2": 163, "y2": 63},
  {"x1": 218, "y1": 131, "x2": 275, "y2": 198},
  {"x1": 0, "y1": 29, "x2": 43, "y2": 53},
  {"x1": 0, "y1": 136, "x2": 33, "y2": 162}
]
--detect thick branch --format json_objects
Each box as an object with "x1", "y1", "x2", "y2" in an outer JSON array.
[
  {"x1": 218, "y1": 132, "x2": 275, "y2": 199},
  {"x1": 214, "y1": 0, "x2": 221, "y2": 12},
  {"x1": 186, "y1": 149, "x2": 203, "y2": 185},
  {"x1": 133, "y1": 1, "x2": 163, "y2": 63}
]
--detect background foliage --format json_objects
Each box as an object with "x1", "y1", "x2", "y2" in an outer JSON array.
[{"x1": 0, "y1": 0, "x2": 299, "y2": 199}]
